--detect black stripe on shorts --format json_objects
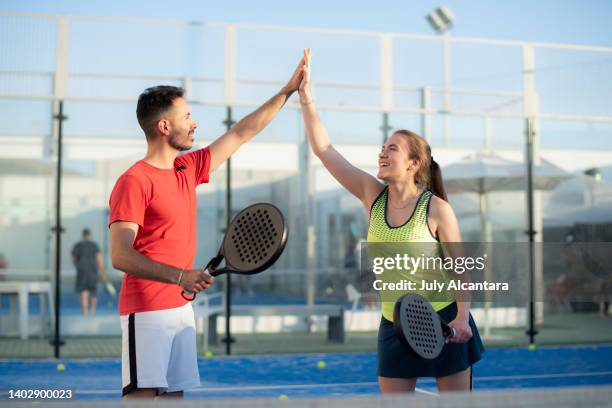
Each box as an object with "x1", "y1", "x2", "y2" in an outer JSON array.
[{"x1": 122, "y1": 313, "x2": 138, "y2": 396}]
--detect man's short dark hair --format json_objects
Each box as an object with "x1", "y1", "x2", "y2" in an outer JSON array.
[
  {"x1": 82, "y1": 228, "x2": 91, "y2": 238},
  {"x1": 136, "y1": 85, "x2": 184, "y2": 135}
]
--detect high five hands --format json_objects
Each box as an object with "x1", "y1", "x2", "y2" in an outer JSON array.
[
  {"x1": 283, "y1": 48, "x2": 311, "y2": 95},
  {"x1": 299, "y1": 48, "x2": 313, "y2": 104}
]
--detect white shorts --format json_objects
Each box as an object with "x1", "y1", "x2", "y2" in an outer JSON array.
[{"x1": 120, "y1": 302, "x2": 200, "y2": 395}]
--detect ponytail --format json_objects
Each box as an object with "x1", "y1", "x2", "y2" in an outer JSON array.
[{"x1": 429, "y1": 157, "x2": 447, "y2": 202}]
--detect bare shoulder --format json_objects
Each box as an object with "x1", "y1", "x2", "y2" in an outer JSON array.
[
  {"x1": 363, "y1": 182, "x2": 386, "y2": 209},
  {"x1": 428, "y1": 194, "x2": 462, "y2": 241},
  {"x1": 428, "y1": 194, "x2": 456, "y2": 222}
]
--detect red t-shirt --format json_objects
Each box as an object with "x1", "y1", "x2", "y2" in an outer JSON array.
[{"x1": 109, "y1": 147, "x2": 211, "y2": 315}]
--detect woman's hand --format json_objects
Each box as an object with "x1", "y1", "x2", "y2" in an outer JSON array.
[
  {"x1": 299, "y1": 48, "x2": 313, "y2": 104},
  {"x1": 447, "y1": 315, "x2": 473, "y2": 343}
]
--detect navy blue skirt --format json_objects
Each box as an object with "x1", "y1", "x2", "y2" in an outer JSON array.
[{"x1": 378, "y1": 302, "x2": 484, "y2": 378}]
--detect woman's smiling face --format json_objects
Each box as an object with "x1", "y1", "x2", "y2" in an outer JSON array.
[{"x1": 377, "y1": 132, "x2": 417, "y2": 182}]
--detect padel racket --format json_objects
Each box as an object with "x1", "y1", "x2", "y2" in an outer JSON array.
[
  {"x1": 393, "y1": 293, "x2": 455, "y2": 359},
  {"x1": 104, "y1": 281, "x2": 117, "y2": 297},
  {"x1": 182, "y1": 203, "x2": 288, "y2": 301}
]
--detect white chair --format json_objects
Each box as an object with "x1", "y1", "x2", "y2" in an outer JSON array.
[
  {"x1": 0, "y1": 281, "x2": 54, "y2": 339},
  {"x1": 192, "y1": 291, "x2": 224, "y2": 352},
  {"x1": 345, "y1": 283, "x2": 362, "y2": 341}
]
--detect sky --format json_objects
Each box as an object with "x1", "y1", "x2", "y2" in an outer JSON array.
[
  {"x1": 1, "y1": 0, "x2": 612, "y2": 153},
  {"x1": 3, "y1": 0, "x2": 612, "y2": 47}
]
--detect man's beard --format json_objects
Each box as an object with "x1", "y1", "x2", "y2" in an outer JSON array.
[{"x1": 169, "y1": 132, "x2": 192, "y2": 151}]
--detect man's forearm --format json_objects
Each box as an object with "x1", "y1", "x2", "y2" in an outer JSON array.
[
  {"x1": 232, "y1": 86, "x2": 295, "y2": 142},
  {"x1": 112, "y1": 248, "x2": 181, "y2": 284}
]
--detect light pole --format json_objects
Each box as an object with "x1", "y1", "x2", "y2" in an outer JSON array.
[{"x1": 426, "y1": 6, "x2": 455, "y2": 146}]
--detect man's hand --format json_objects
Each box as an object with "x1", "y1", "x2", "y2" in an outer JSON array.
[
  {"x1": 179, "y1": 268, "x2": 215, "y2": 293},
  {"x1": 282, "y1": 51, "x2": 308, "y2": 95},
  {"x1": 208, "y1": 50, "x2": 308, "y2": 172}
]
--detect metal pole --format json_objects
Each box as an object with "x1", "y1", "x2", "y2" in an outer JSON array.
[
  {"x1": 222, "y1": 106, "x2": 236, "y2": 355},
  {"x1": 484, "y1": 116, "x2": 492, "y2": 151},
  {"x1": 381, "y1": 112, "x2": 392, "y2": 144},
  {"x1": 420, "y1": 87, "x2": 431, "y2": 140},
  {"x1": 51, "y1": 100, "x2": 67, "y2": 358},
  {"x1": 442, "y1": 31, "x2": 451, "y2": 146},
  {"x1": 479, "y1": 193, "x2": 492, "y2": 338},
  {"x1": 525, "y1": 117, "x2": 538, "y2": 346}
]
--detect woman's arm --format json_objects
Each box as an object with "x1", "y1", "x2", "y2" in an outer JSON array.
[
  {"x1": 299, "y1": 49, "x2": 383, "y2": 209},
  {"x1": 429, "y1": 196, "x2": 473, "y2": 343}
]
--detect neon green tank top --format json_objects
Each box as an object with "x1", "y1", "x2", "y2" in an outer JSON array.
[{"x1": 367, "y1": 187, "x2": 453, "y2": 321}]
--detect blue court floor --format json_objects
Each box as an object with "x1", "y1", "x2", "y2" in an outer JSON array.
[{"x1": 1, "y1": 344, "x2": 611, "y2": 400}]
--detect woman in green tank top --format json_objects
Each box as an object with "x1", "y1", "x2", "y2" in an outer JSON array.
[{"x1": 298, "y1": 48, "x2": 483, "y2": 393}]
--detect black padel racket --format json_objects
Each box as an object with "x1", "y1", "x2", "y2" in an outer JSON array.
[
  {"x1": 393, "y1": 293, "x2": 455, "y2": 359},
  {"x1": 182, "y1": 203, "x2": 288, "y2": 301}
]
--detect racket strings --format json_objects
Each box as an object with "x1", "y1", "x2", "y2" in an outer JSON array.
[
  {"x1": 404, "y1": 301, "x2": 441, "y2": 356},
  {"x1": 231, "y1": 208, "x2": 280, "y2": 266}
]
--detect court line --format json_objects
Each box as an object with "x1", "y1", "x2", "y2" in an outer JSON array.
[
  {"x1": 75, "y1": 382, "x2": 378, "y2": 395},
  {"x1": 72, "y1": 383, "x2": 434, "y2": 395},
  {"x1": 474, "y1": 371, "x2": 612, "y2": 382},
  {"x1": 73, "y1": 371, "x2": 612, "y2": 396},
  {"x1": 414, "y1": 387, "x2": 439, "y2": 396},
  {"x1": 184, "y1": 370, "x2": 612, "y2": 390}
]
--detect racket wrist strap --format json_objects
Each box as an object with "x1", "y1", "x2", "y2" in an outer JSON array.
[
  {"x1": 205, "y1": 254, "x2": 224, "y2": 272},
  {"x1": 441, "y1": 321, "x2": 454, "y2": 338}
]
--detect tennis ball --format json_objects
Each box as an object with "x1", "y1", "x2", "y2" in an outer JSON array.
[
  {"x1": 317, "y1": 360, "x2": 326, "y2": 369},
  {"x1": 528, "y1": 344, "x2": 537, "y2": 351},
  {"x1": 279, "y1": 394, "x2": 289, "y2": 400},
  {"x1": 56, "y1": 363, "x2": 65, "y2": 372},
  {"x1": 204, "y1": 351, "x2": 214, "y2": 358}
]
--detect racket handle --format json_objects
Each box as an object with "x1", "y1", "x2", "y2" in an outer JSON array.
[
  {"x1": 441, "y1": 321, "x2": 455, "y2": 339},
  {"x1": 209, "y1": 268, "x2": 227, "y2": 277}
]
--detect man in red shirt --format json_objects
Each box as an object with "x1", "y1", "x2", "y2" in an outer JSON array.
[{"x1": 109, "y1": 54, "x2": 305, "y2": 399}]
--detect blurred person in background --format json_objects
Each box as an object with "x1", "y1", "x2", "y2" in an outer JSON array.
[{"x1": 72, "y1": 228, "x2": 109, "y2": 317}]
